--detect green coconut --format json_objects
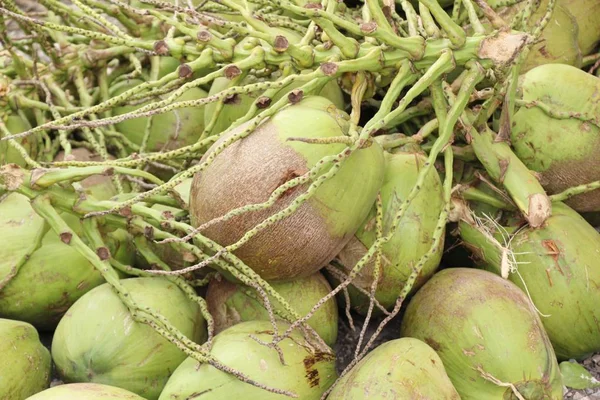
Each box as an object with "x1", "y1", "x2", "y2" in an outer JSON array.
[
  {"x1": 52, "y1": 277, "x2": 207, "y2": 400},
  {"x1": 328, "y1": 337, "x2": 460, "y2": 399},
  {"x1": 111, "y1": 79, "x2": 207, "y2": 153},
  {"x1": 334, "y1": 150, "x2": 445, "y2": 314},
  {"x1": 0, "y1": 318, "x2": 51, "y2": 399},
  {"x1": 27, "y1": 383, "x2": 145, "y2": 400},
  {"x1": 0, "y1": 192, "x2": 47, "y2": 289},
  {"x1": 0, "y1": 114, "x2": 38, "y2": 167},
  {"x1": 189, "y1": 96, "x2": 385, "y2": 281},
  {"x1": 511, "y1": 64, "x2": 600, "y2": 212},
  {"x1": 400, "y1": 268, "x2": 563, "y2": 400},
  {"x1": 204, "y1": 74, "x2": 345, "y2": 135},
  {"x1": 206, "y1": 272, "x2": 338, "y2": 346},
  {"x1": 0, "y1": 192, "x2": 135, "y2": 330},
  {"x1": 459, "y1": 201, "x2": 600, "y2": 360},
  {"x1": 159, "y1": 320, "x2": 337, "y2": 400},
  {"x1": 54, "y1": 148, "x2": 121, "y2": 201}
]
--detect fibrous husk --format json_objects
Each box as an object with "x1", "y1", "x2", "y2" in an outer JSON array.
[
  {"x1": 0, "y1": 318, "x2": 51, "y2": 400},
  {"x1": 189, "y1": 96, "x2": 385, "y2": 281},
  {"x1": 334, "y1": 150, "x2": 445, "y2": 314},
  {"x1": 51, "y1": 277, "x2": 207, "y2": 400},
  {"x1": 328, "y1": 337, "x2": 460, "y2": 399},
  {"x1": 27, "y1": 383, "x2": 145, "y2": 400},
  {"x1": 511, "y1": 63, "x2": 600, "y2": 212},
  {"x1": 459, "y1": 201, "x2": 600, "y2": 360},
  {"x1": 400, "y1": 268, "x2": 563, "y2": 400},
  {"x1": 206, "y1": 271, "x2": 338, "y2": 346},
  {"x1": 159, "y1": 320, "x2": 337, "y2": 400}
]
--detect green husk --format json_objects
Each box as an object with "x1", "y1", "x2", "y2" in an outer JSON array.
[
  {"x1": 0, "y1": 318, "x2": 51, "y2": 400},
  {"x1": 190, "y1": 96, "x2": 385, "y2": 281},
  {"x1": 400, "y1": 268, "x2": 563, "y2": 400},
  {"x1": 52, "y1": 277, "x2": 207, "y2": 400},
  {"x1": 159, "y1": 320, "x2": 337, "y2": 400},
  {"x1": 111, "y1": 79, "x2": 207, "y2": 153},
  {"x1": 459, "y1": 201, "x2": 600, "y2": 360},
  {"x1": 27, "y1": 383, "x2": 146, "y2": 400},
  {"x1": 0, "y1": 115, "x2": 38, "y2": 167},
  {"x1": 328, "y1": 337, "x2": 460, "y2": 399},
  {"x1": 335, "y1": 150, "x2": 445, "y2": 314},
  {"x1": 206, "y1": 272, "x2": 338, "y2": 346},
  {"x1": 511, "y1": 63, "x2": 600, "y2": 212},
  {"x1": 0, "y1": 191, "x2": 135, "y2": 330}
]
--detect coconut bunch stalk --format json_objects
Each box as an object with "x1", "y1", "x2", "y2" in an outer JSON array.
[{"x1": 0, "y1": 0, "x2": 564, "y2": 395}]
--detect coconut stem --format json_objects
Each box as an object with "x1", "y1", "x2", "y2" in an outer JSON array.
[
  {"x1": 129, "y1": 236, "x2": 216, "y2": 347},
  {"x1": 353, "y1": 192, "x2": 384, "y2": 359},
  {"x1": 30, "y1": 166, "x2": 164, "y2": 188},
  {"x1": 460, "y1": 186, "x2": 517, "y2": 210},
  {"x1": 550, "y1": 181, "x2": 600, "y2": 203}
]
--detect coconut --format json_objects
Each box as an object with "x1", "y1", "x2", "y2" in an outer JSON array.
[
  {"x1": 0, "y1": 318, "x2": 51, "y2": 399},
  {"x1": 0, "y1": 192, "x2": 135, "y2": 330},
  {"x1": 400, "y1": 268, "x2": 563, "y2": 400},
  {"x1": 52, "y1": 277, "x2": 207, "y2": 400},
  {"x1": 54, "y1": 148, "x2": 121, "y2": 201},
  {"x1": 204, "y1": 74, "x2": 345, "y2": 135},
  {"x1": 206, "y1": 272, "x2": 338, "y2": 346},
  {"x1": 334, "y1": 150, "x2": 444, "y2": 314},
  {"x1": 0, "y1": 114, "x2": 38, "y2": 167},
  {"x1": 189, "y1": 96, "x2": 385, "y2": 281},
  {"x1": 111, "y1": 79, "x2": 207, "y2": 153},
  {"x1": 27, "y1": 383, "x2": 145, "y2": 400},
  {"x1": 459, "y1": 201, "x2": 600, "y2": 360},
  {"x1": 328, "y1": 337, "x2": 460, "y2": 399},
  {"x1": 511, "y1": 64, "x2": 600, "y2": 212},
  {"x1": 159, "y1": 320, "x2": 337, "y2": 400}
]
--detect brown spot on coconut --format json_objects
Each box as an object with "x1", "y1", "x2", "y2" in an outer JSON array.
[
  {"x1": 189, "y1": 96, "x2": 384, "y2": 281},
  {"x1": 158, "y1": 321, "x2": 336, "y2": 400}
]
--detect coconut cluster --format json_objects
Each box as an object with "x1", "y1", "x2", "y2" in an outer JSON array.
[{"x1": 1, "y1": 0, "x2": 600, "y2": 399}]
